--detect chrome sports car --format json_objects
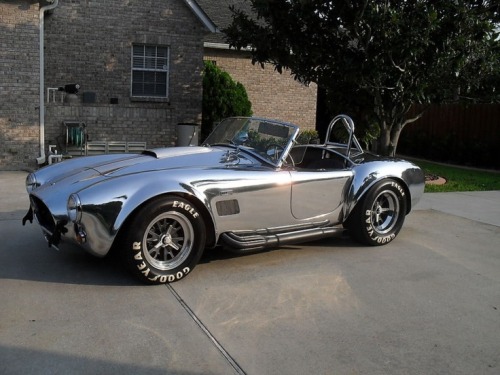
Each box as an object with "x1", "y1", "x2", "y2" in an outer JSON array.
[{"x1": 23, "y1": 115, "x2": 424, "y2": 284}]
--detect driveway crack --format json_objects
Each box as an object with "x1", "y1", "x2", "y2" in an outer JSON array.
[{"x1": 166, "y1": 284, "x2": 246, "y2": 375}]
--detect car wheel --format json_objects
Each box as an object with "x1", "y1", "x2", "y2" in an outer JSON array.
[
  {"x1": 123, "y1": 197, "x2": 206, "y2": 284},
  {"x1": 345, "y1": 179, "x2": 407, "y2": 246}
]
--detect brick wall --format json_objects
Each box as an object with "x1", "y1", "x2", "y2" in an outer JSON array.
[
  {"x1": 0, "y1": 1, "x2": 40, "y2": 170},
  {"x1": 42, "y1": 0, "x2": 205, "y2": 156},
  {"x1": 45, "y1": 103, "x2": 177, "y2": 151},
  {"x1": 204, "y1": 48, "x2": 317, "y2": 130}
]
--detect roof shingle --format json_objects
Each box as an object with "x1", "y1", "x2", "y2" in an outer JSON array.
[{"x1": 194, "y1": 0, "x2": 254, "y2": 44}]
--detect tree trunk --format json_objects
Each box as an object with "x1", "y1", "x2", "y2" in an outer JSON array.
[
  {"x1": 390, "y1": 124, "x2": 403, "y2": 157},
  {"x1": 377, "y1": 127, "x2": 391, "y2": 156},
  {"x1": 374, "y1": 117, "x2": 393, "y2": 156},
  {"x1": 376, "y1": 122, "x2": 403, "y2": 157},
  {"x1": 373, "y1": 103, "x2": 422, "y2": 156}
]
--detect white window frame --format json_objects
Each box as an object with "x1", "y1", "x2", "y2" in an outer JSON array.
[{"x1": 131, "y1": 44, "x2": 170, "y2": 99}]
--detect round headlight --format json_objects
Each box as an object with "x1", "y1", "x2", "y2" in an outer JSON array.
[
  {"x1": 67, "y1": 193, "x2": 82, "y2": 223},
  {"x1": 26, "y1": 173, "x2": 38, "y2": 193}
]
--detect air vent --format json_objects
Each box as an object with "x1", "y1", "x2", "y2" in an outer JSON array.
[{"x1": 216, "y1": 199, "x2": 240, "y2": 216}]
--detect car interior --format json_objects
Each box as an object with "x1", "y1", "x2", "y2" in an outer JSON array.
[{"x1": 288, "y1": 145, "x2": 349, "y2": 170}]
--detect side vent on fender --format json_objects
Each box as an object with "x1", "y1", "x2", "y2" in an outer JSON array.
[{"x1": 216, "y1": 199, "x2": 240, "y2": 216}]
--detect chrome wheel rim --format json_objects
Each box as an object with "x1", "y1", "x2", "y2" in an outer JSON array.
[
  {"x1": 143, "y1": 211, "x2": 194, "y2": 271},
  {"x1": 369, "y1": 190, "x2": 400, "y2": 234}
]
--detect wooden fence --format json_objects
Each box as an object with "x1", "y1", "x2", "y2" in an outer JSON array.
[{"x1": 398, "y1": 104, "x2": 500, "y2": 169}]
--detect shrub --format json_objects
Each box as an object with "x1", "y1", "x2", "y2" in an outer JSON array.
[
  {"x1": 202, "y1": 62, "x2": 252, "y2": 141},
  {"x1": 296, "y1": 129, "x2": 319, "y2": 144}
]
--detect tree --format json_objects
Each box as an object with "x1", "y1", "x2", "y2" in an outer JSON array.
[
  {"x1": 224, "y1": 1, "x2": 500, "y2": 156},
  {"x1": 202, "y1": 61, "x2": 252, "y2": 141}
]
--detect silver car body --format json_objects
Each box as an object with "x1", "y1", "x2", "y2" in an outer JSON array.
[{"x1": 25, "y1": 115, "x2": 424, "y2": 257}]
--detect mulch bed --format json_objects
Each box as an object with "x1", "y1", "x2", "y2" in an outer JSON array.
[{"x1": 425, "y1": 174, "x2": 447, "y2": 185}]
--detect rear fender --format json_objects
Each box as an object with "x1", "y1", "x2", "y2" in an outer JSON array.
[{"x1": 343, "y1": 161, "x2": 421, "y2": 221}]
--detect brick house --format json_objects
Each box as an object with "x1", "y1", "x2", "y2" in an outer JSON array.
[
  {"x1": 1, "y1": 1, "x2": 41, "y2": 170},
  {"x1": 0, "y1": 0, "x2": 317, "y2": 171},
  {"x1": 198, "y1": 0, "x2": 317, "y2": 131}
]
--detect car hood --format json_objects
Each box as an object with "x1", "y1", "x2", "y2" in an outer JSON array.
[
  {"x1": 32, "y1": 146, "x2": 247, "y2": 194},
  {"x1": 94, "y1": 147, "x2": 217, "y2": 175}
]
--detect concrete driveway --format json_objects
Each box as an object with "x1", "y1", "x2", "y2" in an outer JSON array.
[{"x1": 1, "y1": 171, "x2": 499, "y2": 374}]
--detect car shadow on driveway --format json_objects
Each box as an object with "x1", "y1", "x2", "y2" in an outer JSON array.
[
  {"x1": 0, "y1": 345, "x2": 195, "y2": 375},
  {"x1": 1, "y1": 217, "x2": 140, "y2": 286},
  {"x1": 198, "y1": 232, "x2": 364, "y2": 266},
  {"x1": 5, "y1": 210, "x2": 365, "y2": 286}
]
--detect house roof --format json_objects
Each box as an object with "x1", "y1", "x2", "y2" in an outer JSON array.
[
  {"x1": 182, "y1": 0, "x2": 218, "y2": 33},
  {"x1": 187, "y1": 0, "x2": 254, "y2": 46}
]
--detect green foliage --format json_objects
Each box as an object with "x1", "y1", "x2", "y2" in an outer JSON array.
[
  {"x1": 359, "y1": 123, "x2": 381, "y2": 150},
  {"x1": 224, "y1": 1, "x2": 500, "y2": 156},
  {"x1": 246, "y1": 129, "x2": 286, "y2": 151},
  {"x1": 202, "y1": 61, "x2": 252, "y2": 140},
  {"x1": 296, "y1": 129, "x2": 319, "y2": 145}
]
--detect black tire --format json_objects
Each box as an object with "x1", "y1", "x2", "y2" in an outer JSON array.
[
  {"x1": 122, "y1": 197, "x2": 206, "y2": 284},
  {"x1": 345, "y1": 179, "x2": 407, "y2": 246}
]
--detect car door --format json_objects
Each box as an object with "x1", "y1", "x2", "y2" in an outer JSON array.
[
  {"x1": 289, "y1": 145, "x2": 353, "y2": 222},
  {"x1": 206, "y1": 168, "x2": 294, "y2": 233}
]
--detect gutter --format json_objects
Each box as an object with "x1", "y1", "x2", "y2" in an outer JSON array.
[
  {"x1": 37, "y1": 0, "x2": 59, "y2": 165},
  {"x1": 203, "y1": 42, "x2": 231, "y2": 50},
  {"x1": 203, "y1": 42, "x2": 253, "y2": 52}
]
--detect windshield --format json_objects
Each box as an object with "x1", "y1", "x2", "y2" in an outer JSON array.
[{"x1": 203, "y1": 117, "x2": 299, "y2": 167}]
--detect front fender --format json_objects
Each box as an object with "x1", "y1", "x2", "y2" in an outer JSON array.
[{"x1": 76, "y1": 170, "x2": 216, "y2": 256}]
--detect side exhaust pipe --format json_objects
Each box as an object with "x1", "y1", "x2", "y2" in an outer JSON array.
[{"x1": 221, "y1": 226, "x2": 345, "y2": 253}]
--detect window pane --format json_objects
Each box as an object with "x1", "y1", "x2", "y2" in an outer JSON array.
[
  {"x1": 156, "y1": 58, "x2": 168, "y2": 70},
  {"x1": 144, "y1": 57, "x2": 156, "y2": 69},
  {"x1": 132, "y1": 82, "x2": 142, "y2": 96},
  {"x1": 145, "y1": 46, "x2": 156, "y2": 57},
  {"x1": 155, "y1": 83, "x2": 167, "y2": 96},
  {"x1": 133, "y1": 45, "x2": 144, "y2": 55},
  {"x1": 132, "y1": 71, "x2": 144, "y2": 83},
  {"x1": 133, "y1": 56, "x2": 144, "y2": 69},
  {"x1": 157, "y1": 47, "x2": 168, "y2": 58},
  {"x1": 143, "y1": 84, "x2": 155, "y2": 95}
]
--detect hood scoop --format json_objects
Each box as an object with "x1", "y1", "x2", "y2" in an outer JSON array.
[{"x1": 142, "y1": 146, "x2": 210, "y2": 159}]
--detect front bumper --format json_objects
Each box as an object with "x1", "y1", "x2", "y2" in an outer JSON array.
[{"x1": 24, "y1": 195, "x2": 110, "y2": 257}]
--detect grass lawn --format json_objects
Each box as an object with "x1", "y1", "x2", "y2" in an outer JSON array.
[{"x1": 407, "y1": 158, "x2": 500, "y2": 192}]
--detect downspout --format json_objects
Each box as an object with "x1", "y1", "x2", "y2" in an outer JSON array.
[{"x1": 37, "y1": 0, "x2": 59, "y2": 165}]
